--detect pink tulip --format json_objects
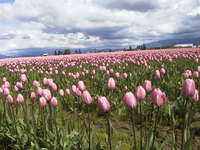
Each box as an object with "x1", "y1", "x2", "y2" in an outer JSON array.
[
  {"x1": 143, "y1": 80, "x2": 152, "y2": 92},
  {"x1": 108, "y1": 77, "x2": 116, "y2": 89},
  {"x1": 77, "y1": 81, "x2": 86, "y2": 91},
  {"x1": 115, "y1": 72, "x2": 120, "y2": 78},
  {"x1": 42, "y1": 89, "x2": 52, "y2": 100},
  {"x1": 36, "y1": 87, "x2": 43, "y2": 96},
  {"x1": 160, "y1": 68, "x2": 166, "y2": 75},
  {"x1": 59, "y1": 89, "x2": 65, "y2": 96},
  {"x1": 72, "y1": 85, "x2": 77, "y2": 93},
  {"x1": 2, "y1": 77, "x2": 7, "y2": 82},
  {"x1": 33, "y1": 80, "x2": 40, "y2": 87},
  {"x1": 0, "y1": 88, "x2": 3, "y2": 93},
  {"x1": 4, "y1": 81, "x2": 10, "y2": 88},
  {"x1": 16, "y1": 82, "x2": 23, "y2": 89},
  {"x1": 190, "y1": 89, "x2": 199, "y2": 102},
  {"x1": 193, "y1": 71, "x2": 199, "y2": 78},
  {"x1": 20, "y1": 74, "x2": 27, "y2": 82},
  {"x1": 39, "y1": 97, "x2": 47, "y2": 107},
  {"x1": 14, "y1": 85, "x2": 19, "y2": 91},
  {"x1": 135, "y1": 86, "x2": 146, "y2": 100},
  {"x1": 182, "y1": 79, "x2": 196, "y2": 97},
  {"x1": 183, "y1": 72, "x2": 189, "y2": 79},
  {"x1": 6, "y1": 95, "x2": 13, "y2": 104},
  {"x1": 123, "y1": 92, "x2": 137, "y2": 108},
  {"x1": 16, "y1": 94, "x2": 24, "y2": 104},
  {"x1": 197, "y1": 66, "x2": 200, "y2": 72},
  {"x1": 123, "y1": 73, "x2": 128, "y2": 79},
  {"x1": 82, "y1": 90, "x2": 93, "y2": 104},
  {"x1": 97, "y1": 96, "x2": 111, "y2": 112},
  {"x1": 30, "y1": 92, "x2": 36, "y2": 99},
  {"x1": 75, "y1": 88, "x2": 82, "y2": 96},
  {"x1": 50, "y1": 97, "x2": 58, "y2": 106},
  {"x1": 155, "y1": 70, "x2": 161, "y2": 79},
  {"x1": 43, "y1": 77, "x2": 48, "y2": 85},
  {"x1": 3, "y1": 88, "x2": 10, "y2": 96},
  {"x1": 151, "y1": 88, "x2": 167, "y2": 106},
  {"x1": 65, "y1": 89, "x2": 71, "y2": 95},
  {"x1": 50, "y1": 83, "x2": 57, "y2": 91}
]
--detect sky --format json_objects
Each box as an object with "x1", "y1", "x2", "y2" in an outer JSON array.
[{"x1": 0, "y1": 0, "x2": 200, "y2": 56}]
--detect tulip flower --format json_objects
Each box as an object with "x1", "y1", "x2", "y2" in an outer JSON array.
[
  {"x1": 151, "y1": 88, "x2": 167, "y2": 106},
  {"x1": 50, "y1": 97, "x2": 58, "y2": 106},
  {"x1": 82, "y1": 90, "x2": 93, "y2": 104},
  {"x1": 30, "y1": 92, "x2": 36, "y2": 99},
  {"x1": 155, "y1": 70, "x2": 161, "y2": 79},
  {"x1": 135, "y1": 86, "x2": 146, "y2": 100},
  {"x1": 123, "y1": 92, "x2": 137, "y2": 108},
  {"x1": 97, "y1": 96, "x2": 111, "y2": 112},
  {"x1": 42, "y1": 89, "x2": 52, "y2": 100},
  {"x1": 182, "y1": 79, "x2": 196, "y2": 97},
  {"x1": 16, "y1": 94, "x2": 24, "y2": 104},
  {"x1": 20, "y1": 74, "x2": 27, "y2": 82},
  {"x1": 143, "y1": 80, "x2": 152, "y2": 92},
  {"x1": 39, "y1": 97, "x2": 47, "y2": 107},
  {"x1": 6, "y1": 95, "x2": 14, "y2": 104},
  {"x1": 108, "y1": 78, "x2": 116, "y2": 89},
  {"x1": 77, "y1": 81, "x2": 86, "y2": 91},
  {"x1": 190, "y1": 89, "x2": 199, "y2": 102}
]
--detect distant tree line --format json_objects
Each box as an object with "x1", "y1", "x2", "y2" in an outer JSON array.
[{"x1": 54, "y1": 49, "x2": 82, "y2": 55}]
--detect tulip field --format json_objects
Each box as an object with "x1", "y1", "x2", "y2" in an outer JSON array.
[{"x1": 1, "y1": 48, "x2": 200, "y2": 150}]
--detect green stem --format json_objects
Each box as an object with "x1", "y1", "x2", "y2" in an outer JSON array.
[
  {"x1": 131, "y1": 109, "x2": 137, "y2": 150},
  {"x1": 41, "y1": 107, "x2": 46, "y2": 138},
  {"x1": 106, "y1": 113, "x2": 112, "y2": 150},
  {"x1": 140, "y1": 101, "x2": 143, "y2": 150},
  {"x1": 87, "y1": 105, "x2": 91, "y2": 150},
  {"x1": 171, "y1": 106, "x2": 176, "y2": 150},
  {"x1": 181, "y1": 99, "x2": 188, "y2": 150},
  {"x1": 151, "y1": 106, "x2": 159, "y2": 149}
]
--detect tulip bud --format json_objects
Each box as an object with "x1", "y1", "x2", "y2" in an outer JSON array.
[
  {"x1": 108, "y1": 78, "x2": 116, "y2": 89},
  {"x1": 6, "y1": 95, "x2": 13, "y2": 104},
  {"x1": 50, "y1": 97, "x2": 58, "y2": 106},
  {"x1": 39, "y1": 97, "x2": 47, "y2": 107},
  {"x1": 182, "y1": 79, "x2": 196, "y2": 97},
  {"x1": 190, "y1": 89, "x2": 199, "y2": 102},
  {"x1": 20, "y1": 74, "x2": 27, "y2": 82},
  {"x1": 77, "y1": 81, "x2": 86, "y2": 91},
  {"x1": 143, "y1": 80, "x2": 152, "y2": 92},
  {"x1": 82, "y1": 90, "x2": 93, "y2": 104},
  {"x1": 30, "y1": 92, "x2": 36, "y2": 99},
  {"x1": 123, "y1": 92, "x2": 137, "y2": 108},
  {"x1": 135, "y1": 86, "x2": 146, "y2": 100},
  {"x1": 97, "y1": 96, "x2": 111, "y2": 112},
  {"x1": 155, "y1": 70, "x2": 161, "y2": 79},
  {"x1": 59, "y1": 89, "x2": 65, "y2": 96},
  {"x1": 151, "y1": 88, "x2": 167, "y2": 106},
  {"x1": 65, "y1": 89, "x2": 71, "y2": 95},
  {"x1": 16, "y1": 94, "x2": 24, "y2": 104},
  {"x1": 42, "y1": 89, "x2": 52, "y2": 100}
]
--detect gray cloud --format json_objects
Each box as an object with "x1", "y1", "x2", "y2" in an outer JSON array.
[
  {"x1": 0, "y1": 0, "x2": 200, "y2": 55},
  {"x1": 0, "y1": 33, "x2": 15, "y2": 40},
  {"x1": 96, "y1": 0, "x2": 160, "y2": 12}
]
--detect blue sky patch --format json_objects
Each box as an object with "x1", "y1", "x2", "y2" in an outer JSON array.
[{"x1": 0, "y1": 0, "x2": 14, "y2": 3}]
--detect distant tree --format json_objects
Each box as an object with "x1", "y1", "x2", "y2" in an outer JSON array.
[
  {"x1": 129, "y1": 45, "x2": 132, "y2": 50},
  {"x1": 64, "y1": 48, "x2": 71, "y2": 54},
  {"x1": 54, "y1": 50, "x2": 57, "y2": 55},
  {"x1": 78, "y1": 49, "x2": 81, "y2": 54},
  {"x1": 142, "y1": 44, "x2": 146, "y2": 50}
]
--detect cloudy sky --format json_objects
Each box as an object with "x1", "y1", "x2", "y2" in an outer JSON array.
[{"x1": 0, "y1": 0, "x2": 200, "y2": 56}]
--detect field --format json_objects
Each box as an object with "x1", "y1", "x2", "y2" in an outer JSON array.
[{"x1": 0, "y1": 48, "x2": 200, "y2": 150}]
